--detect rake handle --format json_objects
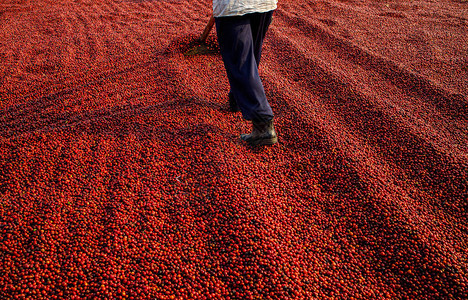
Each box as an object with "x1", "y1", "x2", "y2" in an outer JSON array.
[{"x1": 199, "y1": 16, "x2": 215, "y2": 43}]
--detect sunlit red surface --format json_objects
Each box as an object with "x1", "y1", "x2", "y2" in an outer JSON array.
[{"x1": 0, "y1": 0, "x2": 467, "y2": 299}]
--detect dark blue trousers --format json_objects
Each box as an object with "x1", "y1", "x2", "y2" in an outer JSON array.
[{"x1": 215, "y1": 11, "x2": 274, "y2": 122}]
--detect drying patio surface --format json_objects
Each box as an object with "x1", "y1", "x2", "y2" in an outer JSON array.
[{"x1": 0, "y1": 0, "x2": 467, "y2": 299}]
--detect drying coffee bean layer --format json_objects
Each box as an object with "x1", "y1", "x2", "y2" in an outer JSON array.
[{"x1": 1, "y1": 0, "x2": 467, "y2": 299}]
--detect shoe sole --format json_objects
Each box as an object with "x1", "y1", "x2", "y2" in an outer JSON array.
[
  {"x1": 251, "y1": 137, "x2": 278, "y2": 146},
  {"x1": 240, "y1": 135, "x2": 278, "y2": 146}
]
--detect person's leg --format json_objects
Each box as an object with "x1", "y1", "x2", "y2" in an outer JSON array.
[
  {"x1": 227, "y1": 91, "x2": 239, "y2": 112},
  {"x1": 228, "y1": 11, "x2": 274, "y2": 112},
  {"x1": 249, "y1": 10, "x2": 274, "y2": 67},
  {"x1": 215, "y1": 15, "x2": 274, "y2": 122}
]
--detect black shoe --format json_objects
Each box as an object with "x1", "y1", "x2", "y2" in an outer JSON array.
[
  {"x1": 240, "y1": 119, "x2": 278, "y2": 146},
  {"x1": 228, "y1": 92, "x2": 240, "y2": 112}
]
